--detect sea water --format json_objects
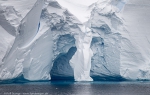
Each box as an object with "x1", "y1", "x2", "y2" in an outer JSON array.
[{"x1": 0, "y1": 81, "x2": 150, "y2": 95}]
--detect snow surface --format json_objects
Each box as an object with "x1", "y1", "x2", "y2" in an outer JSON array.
[{"x1": 0, "y1": 0, "x2": 150, "y2": 81}]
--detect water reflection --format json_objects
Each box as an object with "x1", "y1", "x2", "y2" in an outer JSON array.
[
  {"x1": 73, "y1": 82, "x2": 93, "y2": 95},
  {"x1": 1, "y1": 81, "x2": 150, "y2": 95}
]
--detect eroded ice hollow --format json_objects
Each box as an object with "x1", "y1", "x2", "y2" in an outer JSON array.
[{"x1": 50, "y1": 26, "x2": 94, "y2": 81}]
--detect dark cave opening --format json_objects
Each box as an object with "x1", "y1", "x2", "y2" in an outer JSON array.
[{"x1": 50, "y1": 47, "x2": 77, "y2": 81}]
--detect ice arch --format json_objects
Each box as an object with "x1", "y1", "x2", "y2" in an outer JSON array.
[{"x1": 50, "y1": 25, "x2": 94, "y2": 81}]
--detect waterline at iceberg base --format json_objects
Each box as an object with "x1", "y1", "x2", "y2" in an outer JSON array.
[{"x1": 0, "y1": 0, "x2": 150, "y2": 82}]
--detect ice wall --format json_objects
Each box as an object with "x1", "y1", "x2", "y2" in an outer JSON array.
[
  {"x1": 120, "y1": 0, "x2": 150, "y2": 80},
  {"x1": 89, "y1": 0, "x2": 124, "y2": 78},
  {"x1": 0, "y1": 0, "x2": 45, "y2": 80}
]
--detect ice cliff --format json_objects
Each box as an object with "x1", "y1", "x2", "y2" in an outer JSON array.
[{"x1": 0, "y1": 0, "x2": 150, "y2": 81}]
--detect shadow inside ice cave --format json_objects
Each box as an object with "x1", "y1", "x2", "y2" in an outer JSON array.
[{"x1": 50, "y1": 47, "x2": 77, "y2": 81}]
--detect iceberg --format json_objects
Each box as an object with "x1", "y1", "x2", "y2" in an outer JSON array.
[{"x1": 0, "y1": 0, "x2": 150, "y2": 81}]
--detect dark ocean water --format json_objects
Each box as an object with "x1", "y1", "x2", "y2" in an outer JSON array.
[{"x1": 0, "y1": 81, "x2": 150, "y2": 95}]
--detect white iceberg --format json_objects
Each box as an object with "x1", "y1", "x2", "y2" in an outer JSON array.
[{"x1": 0, "y1": 0, "x2": 150, "y2": 81}]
